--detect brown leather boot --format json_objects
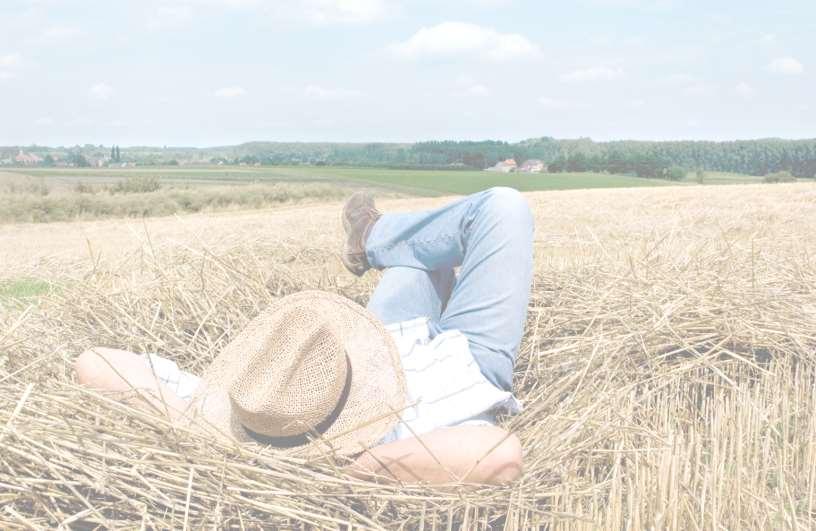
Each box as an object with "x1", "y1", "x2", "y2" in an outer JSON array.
[{"x1": 341, "y1": 192, "x2": 381, "y2": 276}]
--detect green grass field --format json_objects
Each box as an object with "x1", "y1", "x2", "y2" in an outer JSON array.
[
  {"x1": 0, "y1": 278, "x2": 51, "y2": 300},
  {"x1": 292, "y1": 167, "x2": 679, "y2": 194},
  {"x1": 9, "y1": 166, "x2": 678, "y2": 195},
  {"x1": 681, "y1": 171, "x2": 766, "y2": 185}
]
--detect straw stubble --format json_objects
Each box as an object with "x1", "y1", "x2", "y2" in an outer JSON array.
[{"x1": 1, "y1": 183, "x2": 816, "y2": 528}]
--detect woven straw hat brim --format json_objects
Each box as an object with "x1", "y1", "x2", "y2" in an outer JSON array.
[{"x1": 187, "y1": 291, "x2": 407, "y2": 458}]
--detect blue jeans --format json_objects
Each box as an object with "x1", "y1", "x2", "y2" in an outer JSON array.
[{"x1": 365, "y1": 187, "x2": 534, "y2": 391}]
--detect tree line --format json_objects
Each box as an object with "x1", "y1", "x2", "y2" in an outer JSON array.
[
  {"x1": 408, "y1": 138, "x2": 816, "y2": 178},
  {"x1": 7, "y1": 138, "x2": 816, "y2": 177},
  {"x1": 219, "y1": 137, "x2": 816, "y2": 177}
]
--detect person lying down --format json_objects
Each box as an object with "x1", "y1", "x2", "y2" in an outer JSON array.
[{"x1": 74, "y1": 187, "x2": 534, "y2": 485}]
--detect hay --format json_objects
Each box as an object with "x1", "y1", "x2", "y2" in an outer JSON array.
[{"x1": 2, "y1": 184, "x2": 816, "y2": 528}]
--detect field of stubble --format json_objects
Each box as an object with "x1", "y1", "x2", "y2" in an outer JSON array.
[{"x1": 2, "y1": 183, "x2": 816, "y2": 529}]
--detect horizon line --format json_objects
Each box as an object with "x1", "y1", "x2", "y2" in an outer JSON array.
[{"x1": 4, "y1": 135, "x2": 816, "y2": 150}]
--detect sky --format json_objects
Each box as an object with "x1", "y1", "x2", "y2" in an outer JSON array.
[{"x1": 0, "y1": 0, "x2": 813, "y2": 146}]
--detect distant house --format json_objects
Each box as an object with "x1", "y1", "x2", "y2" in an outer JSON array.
[
  {"x1": 14, "y1": 150, "x2": 43, "y2": 166},
  {"x1": 519, "y1": 159, "x2": 545, "y2": 173},
  {"x1": 485, "y1": 158, "x2": 517, "y2": 173}
]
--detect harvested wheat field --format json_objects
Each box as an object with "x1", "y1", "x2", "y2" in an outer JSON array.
[{"x1": 2, "y1": 182, "x2": 816, "y2": 529}]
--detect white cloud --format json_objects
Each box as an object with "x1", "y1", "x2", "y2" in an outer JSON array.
[
  {"x1": 304, "y1": 0, "x2": 389, "y2": 24},
  {"x1": 390, "y1": 22, "x2": 538, "y2": 61},
  {"x1": 685, "y1": 82, "x2": 717, "y2": 96},
  {"x1": 304, "y1": 84, "x2": 362, "y2": 101},
  {"x1": 629, "y1": 98, "x2": 646, "y2": 108},
  {"x1": 34, "y1": 117, "x2": 54, "y2": 126},
  {"x1": 454, "y1": 75, "x2": 489, "y2": 95},
  {"x1": 0, "y1": 54, "x2": 20, "y2": 80},
  {"x1": 538, "y1": 96, "x2": 573, "y2": 111},
  {"x1": 0, "y1": 53, "x2": 22, "y2": 68},
  {"x1": 466, "y1": 84, "x2": 490, "y2": 96},
  {"x1": 560, "y1": 66, "x2": 624, "y2": 83},
  {"x1": 581, "y1": 0, "x2": 675, "y2": 8},
  {"x1": 191, "y1": 0, "x2": 390, "y2": 24},
  {"x1": 65, "y1": 116, "x2": 95, "y2": 127},
  {"x1": 215, "y1": 86, "x2": 247, "y2": 98},
  {"x1": 36, "y1": 26, "x2": 83, "y2": 44},
  {"x1": 444, "y1": 0, "x2": 513, "y2": 6},
  {"x1": 148, "y1": 5, "x2": 193, "y2": 31},
  {"x1": 660, "y1": 73, "x2": 695, "y2": 85},
  {"x1": 89, "y1": 82, "x2": 113, "y2": 101},
  {"x1": 767, "y1": 57, "x2": 804, "y2": 75},
  {"x1": 759, "y1": 33, "x2": 776, "y2": 45},
  {"x1": 198, "y1": 0, "x2": 263, "y2": 6},
  {"x1": 735, "y1": 82, "x2": 755, "y2": 101}
]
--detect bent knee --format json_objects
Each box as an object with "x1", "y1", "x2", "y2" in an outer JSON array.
[{"x1": 482, "y1": 187, "x2": 534, "y2": 229}]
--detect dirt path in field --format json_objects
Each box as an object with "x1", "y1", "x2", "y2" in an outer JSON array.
[{"x1": 2, "y1": 183, "x2": 815, "y2": 281}]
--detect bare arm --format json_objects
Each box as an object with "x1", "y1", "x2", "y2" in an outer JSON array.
[
  {"x1": 75, "y1": 348, "x2": 523, "y2": 485},
  {"x1": 73, "y1": 347, "x2": 192, "y2": 420},
  {"x1": 350, "y1": 424, "x2": 523, "y2": 485}
]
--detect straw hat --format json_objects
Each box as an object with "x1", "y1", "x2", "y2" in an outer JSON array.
[{"x1": 188, "y1": 291, "x2": 407, "y2": 457}]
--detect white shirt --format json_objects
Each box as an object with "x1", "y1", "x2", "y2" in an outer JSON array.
[
  {"x1": 379, "y1": 317, "x2": 521, "y2": 444},
  {"x1": 144, "y1": 317, "x2": 521, "y2": 444}
]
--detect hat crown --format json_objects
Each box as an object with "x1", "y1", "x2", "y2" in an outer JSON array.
[
  {"x1": 228, "y1": 306, "x2": 349, "y2": 438},
  {"x1": 197, "y1": 290, "x2": 408, "y2": 456}
]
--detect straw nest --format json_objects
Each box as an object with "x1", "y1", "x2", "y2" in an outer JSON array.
[{"x1": 2, "y1": 184, "x2": 816, "y2": 529}]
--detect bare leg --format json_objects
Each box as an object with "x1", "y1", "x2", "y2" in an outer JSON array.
[{"x1": 74, "y1": 347, "x2": 190, "y2": 421}]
